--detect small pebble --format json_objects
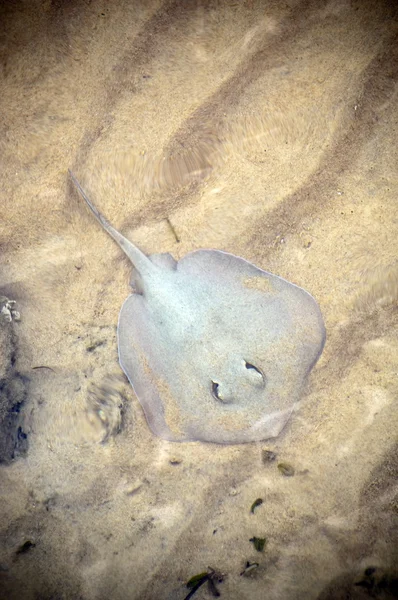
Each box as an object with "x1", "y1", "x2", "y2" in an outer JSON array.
[{"x1": 262, "y1": 449, "x2": 277, "y2": 463}]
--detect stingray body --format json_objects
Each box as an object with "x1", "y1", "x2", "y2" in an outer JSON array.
[{"x1": 69, "y1": 170, "x2": 325, "y2": 444}]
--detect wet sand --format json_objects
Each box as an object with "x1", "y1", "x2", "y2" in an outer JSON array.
[{"x1": 0, "y1": 1, "x2": 397, "y2": 598}]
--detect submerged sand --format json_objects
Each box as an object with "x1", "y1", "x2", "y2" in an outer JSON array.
[{"x1": 0, "y1": 1, "x2": 397, "y2": 598}]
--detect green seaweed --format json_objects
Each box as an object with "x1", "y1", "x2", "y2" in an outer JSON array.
[
  {"x1": 277, "y1": 462, "x2": 295, "y2": 477},
  {"x1": 185, "y1": 567, "x2": 224, "y2": 599},
  {"x1": 249, "y1": 536, "x2": 266, "y2": 552},
  {"x1": 186, "y1": 572, "x2": 209, "y2": 589}
]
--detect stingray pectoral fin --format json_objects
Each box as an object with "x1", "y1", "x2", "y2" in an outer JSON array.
[
  {"x1": 117, "y1": 294, "x2": 183, "y2": 441},
  {"x1": 177, "y1": 248, "x2": 264, "y2": 282}
]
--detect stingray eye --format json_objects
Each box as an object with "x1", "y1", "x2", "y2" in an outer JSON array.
[
  {"x1": 211, "y1": 381, "x2": 232, "y2": 403},
  {"x1": 244, "y1": 361, "x2": 266, "y2": 386}
]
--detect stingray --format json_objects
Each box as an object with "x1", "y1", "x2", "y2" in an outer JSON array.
[{"x1": 69, "y1": 170, "x2": 325, "y2": 444}]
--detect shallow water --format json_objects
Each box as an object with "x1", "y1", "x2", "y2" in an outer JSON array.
[{"x1": 0, "y1": 1, "x2": 397, "y2": 599}]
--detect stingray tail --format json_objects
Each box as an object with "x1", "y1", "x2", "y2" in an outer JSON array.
[{"x1": 68, "y1": 170, "x2": 156, "y2": 279}]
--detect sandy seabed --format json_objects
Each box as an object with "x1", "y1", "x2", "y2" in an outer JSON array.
[{"x1": 0, "y1": 1, "x2": 397, "y2": 599}]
